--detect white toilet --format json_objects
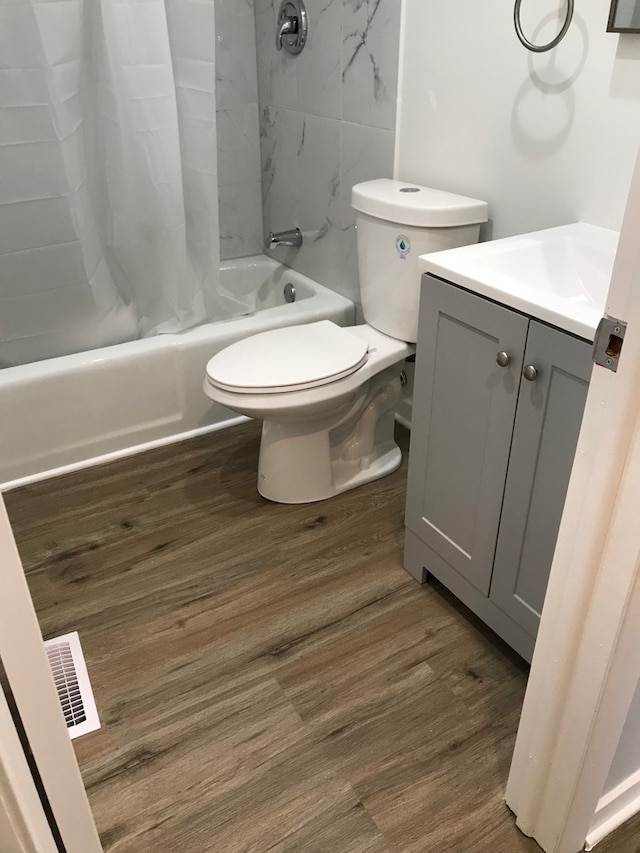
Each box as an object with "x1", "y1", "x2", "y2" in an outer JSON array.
[{"x1": 204, "y1": 179, "x2": 488, "y2": 503}]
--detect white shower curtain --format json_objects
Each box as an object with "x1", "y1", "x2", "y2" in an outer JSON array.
[{"x1": 0, "y1": 0, "x2": 223, "y2": 368}]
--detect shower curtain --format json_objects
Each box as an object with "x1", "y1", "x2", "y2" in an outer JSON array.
[{"x1": 0, "y1": 0, "x2": 225, "y2": 368}]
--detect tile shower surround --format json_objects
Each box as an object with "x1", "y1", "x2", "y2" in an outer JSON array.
[
  {"x1": 215, "y1": 0, "x2": 401, "y2": 298},
  {"x1": 215, "y1": 0, "x2": 264, "y2": 260},
  {"x1": 256, "y1": 0, "x2": 400, "y2": 304}
]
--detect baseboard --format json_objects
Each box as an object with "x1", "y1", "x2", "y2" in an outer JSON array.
[
  {"x1": 585, "y1": 766, "x2": 640, "y2": 849},
  {"x1": 2, "y1": 416, "x2": 249, "y2": 492}
]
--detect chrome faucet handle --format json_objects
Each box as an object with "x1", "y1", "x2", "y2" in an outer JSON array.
[
  {"x1": 276, "y1": 15, "x2": 298, "y2": 50},
  {"x1": 276, "y1": 0, "x2": 307, "y2": 55}
]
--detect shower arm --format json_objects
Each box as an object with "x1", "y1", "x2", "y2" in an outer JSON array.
[{"x1": 514, "y1": 0, "x2": 574, "y2": 53}]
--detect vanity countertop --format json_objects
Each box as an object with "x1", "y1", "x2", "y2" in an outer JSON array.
[{"x1": 419, "y1": 222, "x2": 620, "y2": 341}]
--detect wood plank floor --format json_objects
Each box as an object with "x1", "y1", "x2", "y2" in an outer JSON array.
[{"x1": 5, "y1": 420, "x2": 640, "y2": 852}]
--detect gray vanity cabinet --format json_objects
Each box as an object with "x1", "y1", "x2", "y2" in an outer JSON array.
[{"x1": 404, "y1": 274, "x2": 592, "y2": 662}]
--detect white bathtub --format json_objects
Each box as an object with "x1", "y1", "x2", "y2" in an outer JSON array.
[{"x1": 0, "y1": 256, "x2": 355, "y2": 490}]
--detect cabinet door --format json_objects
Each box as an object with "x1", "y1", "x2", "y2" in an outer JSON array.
[
  {"x1": 489, "y1": 321, "x2": 592, "y2": 637},
  {"x1": 405, "y1": 276, "x2": 528, "y2": 595}
]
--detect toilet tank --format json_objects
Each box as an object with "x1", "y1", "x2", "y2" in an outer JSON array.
[{"x1": 352, "y1": 179, "x2": 488, "y2": 342}]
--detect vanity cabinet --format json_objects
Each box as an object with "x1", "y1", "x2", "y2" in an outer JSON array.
[{"x1": 404, "y1": 274, "x2": 592, "y2": 662}]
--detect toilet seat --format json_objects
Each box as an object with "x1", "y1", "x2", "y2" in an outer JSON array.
[{"x1": 206, "y1": 320, "x2": 369, "y2": 394}]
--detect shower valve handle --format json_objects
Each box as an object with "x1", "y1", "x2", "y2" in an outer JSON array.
[
  {"x1": 276, "y1": 0, "x2": 308, "y2": 55},
  {"x1": 277, "y1": 15, "x2": 298, "y2": 50}
]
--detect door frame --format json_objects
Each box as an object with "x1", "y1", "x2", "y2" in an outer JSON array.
[
  {"x1": 507, "y1": 146, "x2": 640, "y2": 851},
  {"x1": 0, "y1": 495, "x2": 102, "y2": 853},
  {"x1": 0, "y1": 685, "x2": 57, "y2": 853}
]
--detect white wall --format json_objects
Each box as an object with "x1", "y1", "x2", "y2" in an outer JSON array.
[
  {"x1": 603, "y1": 679, "x2": 640, "y2": 793},
  {"x1": 586, "y1": 679, "x2": 640, "y2": 846},
  {"x1": 395, "y1": 0, "x2": 640, "y2": 240}
]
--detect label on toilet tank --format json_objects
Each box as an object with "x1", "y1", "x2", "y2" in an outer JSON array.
[{"x1": 395, "y1": 235, "x2": 411, "y2": 260}]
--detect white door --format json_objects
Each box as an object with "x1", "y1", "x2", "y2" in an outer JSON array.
[
  {"x1": 507, "y1": 149, "x2": 640, "y2": 851},
  {"x1": 0, "y1": 495, "x2": 102, "y2": 852}
]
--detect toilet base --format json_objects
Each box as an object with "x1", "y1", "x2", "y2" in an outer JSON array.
[
  {"x1": 256, "y1": 367, "x2": 403, "y2": 503},
  {"x1": 258, "y1": 437, "x2": 402, "y2": 503}
]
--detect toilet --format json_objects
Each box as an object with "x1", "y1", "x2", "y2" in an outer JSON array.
[{"x1": 204, "y1": 179, "x2": 488, "y2": 503}]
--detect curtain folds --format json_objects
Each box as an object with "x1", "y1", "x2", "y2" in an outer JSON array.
[{"x1": 0, "y1": 0, "x2": 222, "y2": 368}]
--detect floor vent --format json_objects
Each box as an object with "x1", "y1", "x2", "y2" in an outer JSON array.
[{"x1": 44, "y1": 631, "x2": 100, "y2": 739}]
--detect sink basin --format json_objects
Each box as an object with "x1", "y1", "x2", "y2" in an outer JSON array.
[{"x1": 419, "y1": 223, "x2": 619, "y2": 340}]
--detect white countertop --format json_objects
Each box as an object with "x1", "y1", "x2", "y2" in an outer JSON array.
[{"x1": 419, "y1": 223, "x2": 620, "y2": 341}]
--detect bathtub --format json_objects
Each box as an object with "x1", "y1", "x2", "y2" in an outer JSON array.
[{"x1": 0, "y1": 256, "x2": 355, "y2": 490}]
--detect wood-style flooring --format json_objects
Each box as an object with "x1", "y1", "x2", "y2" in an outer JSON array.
[{"x1": 5, "y1": 420, "x2": 640, "y2": 852}]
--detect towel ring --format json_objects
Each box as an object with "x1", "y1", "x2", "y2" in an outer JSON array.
[{"x1": 514, "y1": 0, "x2": 574, "y2": 52}]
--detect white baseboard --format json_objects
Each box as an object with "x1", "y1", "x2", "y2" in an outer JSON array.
[
  {"x1": 2, "y1": 416, "x2": 249, "y2": 492},
  {"x1": 585, "y1": 766, "x2": 640, "y2": 849}
]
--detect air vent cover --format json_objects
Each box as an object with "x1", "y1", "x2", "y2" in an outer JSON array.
[{"x1": 44, "y1": 631, "x2": 100, "y2": 739}]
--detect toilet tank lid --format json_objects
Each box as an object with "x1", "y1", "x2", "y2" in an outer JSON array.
[{"x1": 351, "y1": 179, "x2": 488, "y2": 228}]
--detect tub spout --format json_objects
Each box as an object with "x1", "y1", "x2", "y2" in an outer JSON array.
[{"x1": 266, "y1": 228, "x2": 303, "y2": 249}]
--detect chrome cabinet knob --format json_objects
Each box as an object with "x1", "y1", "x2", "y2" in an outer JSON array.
[
  {"x1": 523, "y1": 364, "x2": 538, "y2": 382},
  {"x1": 496, "y1": 351, "x2": 511, "y2": 368}
]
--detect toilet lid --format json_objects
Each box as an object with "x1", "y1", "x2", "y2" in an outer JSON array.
[{"x1": 206, "y1": 321, "x2": 369, "y2": 394}]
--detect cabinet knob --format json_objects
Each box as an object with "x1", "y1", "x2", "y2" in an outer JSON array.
[
  {"x1": 523, "y1": 364, "x2": 538, "y2": 382},
  {"x1": 496, "y1": 351, "x2": 511, "y2": 368}
]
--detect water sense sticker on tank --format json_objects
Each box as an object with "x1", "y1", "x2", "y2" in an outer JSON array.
[{"x1": 395, "y1": 235, "x2": 411, "y2": 259}]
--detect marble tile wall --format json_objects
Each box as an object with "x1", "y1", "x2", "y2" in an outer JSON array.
[
  {"x1": 255, "y1": 0, "x2": 401, "y2": 304},
  {"x1": 215, "y1": 0, "x2": 263, "y2": 260}
]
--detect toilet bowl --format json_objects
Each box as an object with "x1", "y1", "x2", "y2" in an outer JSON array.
[
  {"x1": 204, "y1": 179, "x2": 488, "y2": 503},
  {"x1": 205, "y1": 321, "x2": 413, "y2": 502}
]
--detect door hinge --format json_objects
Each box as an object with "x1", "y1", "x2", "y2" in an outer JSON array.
[{"x1": 593, "y1": 316, "x2": 627, "y2": 372}]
